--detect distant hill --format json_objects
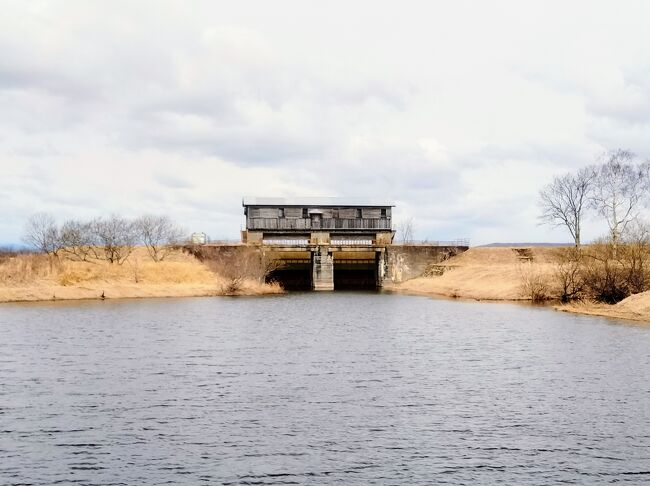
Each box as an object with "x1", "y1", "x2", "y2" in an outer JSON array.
[
  {"x1": 0, "y1": 243, "x2": 29, "y2": 252},
  {"x1": 478, "y1": 242, "x2": 570, "y2": 248}
]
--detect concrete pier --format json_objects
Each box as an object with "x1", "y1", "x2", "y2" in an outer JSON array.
[{"x1": 312, "y1": 246, "x2": 334, "y2": 290}]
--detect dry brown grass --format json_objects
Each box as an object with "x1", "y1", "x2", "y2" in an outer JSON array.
[
  {"x1": 0, "y1": 247, "x2": 282, "y2": 303},
  {"x1": 390, "y1": 246, "x2": 650, "y2": 323},
  {"x1": 0, "y1": 253, "x2": 58, "y2": 284},
  {"x1": 390, "y1": 247, "x2": 559, "y2": 301},
  {"x1": 557, "y1": 296, "x2": 650, "y2": 325}
]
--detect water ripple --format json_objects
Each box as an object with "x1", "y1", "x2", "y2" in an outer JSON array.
[{"x1": 1, "y1": 293, "x2": 649, "y2": 484}]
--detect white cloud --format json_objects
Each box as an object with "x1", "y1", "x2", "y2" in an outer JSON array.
[{"x1": 2, "y1": 1, "x2": 650, "y2": 245}]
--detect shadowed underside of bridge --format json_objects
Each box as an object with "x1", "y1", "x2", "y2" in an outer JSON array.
[
  {"x1": 267, "y1": 258, "x2": 311, "y2": 290},
  {"x1": 266, "y1": 251, "x2": 380, "y2": 290}
]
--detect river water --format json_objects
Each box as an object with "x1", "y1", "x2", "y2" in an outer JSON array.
[{"x1": 1, "y1": 293, "x2": 649, "y2": 485}]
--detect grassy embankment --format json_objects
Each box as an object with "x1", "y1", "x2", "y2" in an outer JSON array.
[
  {"x1": 389, "y1": 246, "x2": 650, "y2": 324},
  {"x1": 4, "y1": 245, "x2": 650, "y2": 323},
  {"x1": 0, "y1": 247, "x2": 281, "y2": 303}
]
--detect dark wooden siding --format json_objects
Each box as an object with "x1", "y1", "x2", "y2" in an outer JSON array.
[
  {"x1": 248, "y1": 218, "x2": 391, "y2": 230},
  {"x1": 362, "y1": 208, "x2": 381, "y2": 219},
  {"x1": 246, "y1": 205, "x2": 392, "y2": 231},
  {"x1": 258, "y1": 208, "x2": 279, "y2": 218},
  {"x1": 284, "y1": 207, "x2": 302, "y2": 218},
  {"x1": 338, "y1": 208, "x2": 357, "y2": 219}
]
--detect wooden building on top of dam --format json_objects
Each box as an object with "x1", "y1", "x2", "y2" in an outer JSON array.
[
  {"x1": 184, "y1": 197, "x2": 468, "y2": 291},
  {"x1": 241, "y1": 196, "x2": 395, "y2": 246}
]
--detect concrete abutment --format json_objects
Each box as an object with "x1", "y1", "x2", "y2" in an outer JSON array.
[{"x1": 185, "y1": 244, "x2": 468, "y2": 291}]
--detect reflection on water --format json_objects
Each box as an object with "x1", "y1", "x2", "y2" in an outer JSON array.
[{"x1": 1, "y1": 293, "x2": 649, "y2": 484}]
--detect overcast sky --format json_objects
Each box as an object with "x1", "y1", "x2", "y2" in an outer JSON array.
[{"x1": 2, "y1": 1, "x2": 650, "y2": 245}]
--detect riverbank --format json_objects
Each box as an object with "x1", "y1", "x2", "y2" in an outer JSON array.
[
  {"x1": 387, "y1": 246, "x2": 650, "y2": 324},
  {"x1": 4, "y1": 246, "x2": 650, "y2": 324},
  {"x1": 556, "y1": 294, "x2": 650, "y2": 324},
  {"x1": 385, "y1": 247, "x2": 558, "y2": 300},
  {"x1": 0, "y1": 248, "x2": 281, "y2": 303}
]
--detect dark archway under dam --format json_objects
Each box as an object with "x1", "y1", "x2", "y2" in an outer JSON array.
[
  {"x1": 266, "y1": 260, "x2": 312, "y2": 290},
  {"x1": 332, "y1": 259, "x2": 377, "y2": 290},
  {"x1": 267, "y1": 258, "x2": 379, "y2": 290}
]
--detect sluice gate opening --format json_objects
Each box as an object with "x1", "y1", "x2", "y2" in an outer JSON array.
[
  {"x1": 266, "y1": 259, "x2": 312, "y2": 290},
  {"x1": 333, "y1": 258, "x2": 378, "y2": 290},
  {"x1": 266, "y1": 256, "x2": 381, "y2": 291}
]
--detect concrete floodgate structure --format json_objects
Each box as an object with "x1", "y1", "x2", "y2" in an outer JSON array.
[
  {"x1": 238, "y1": 197, "x2": 469, "y2": 291},
  {"x1": 242, "y1": 197, "x2": 392, "y2": 290},
  {"x1": 186, "y1": 198, "x2": 469, "y2": 291}
]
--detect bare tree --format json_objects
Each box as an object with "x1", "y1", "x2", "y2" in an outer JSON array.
[
  {"x1": 589, "y1": 149, "x2": 649, "y2": 252},
  {"x1": 59, "y1": 219, "x2": 96, "y2": 261},
  {"x1": 22, "y1": 213, "x2": 61, "y2": 256},
  {"x1": 135, "y1": 215, "x2": 185, "y2": 262},
  {"x1": 91, "y1": 215, "x2": 138, "y2": 264},
  {"x1": 539, "y1": 168, "x2": 593, "y2": 248},
  {"x1": 397, "y1": 217, "x2": 415, "y2": 244}
]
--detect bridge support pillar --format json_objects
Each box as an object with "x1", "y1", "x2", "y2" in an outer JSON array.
[
  {"x1": 312, "y1": 246, "x2": 334, "y2": 291},
  {"x1": 375, "y1": 249, "x2": 386, "y2": 288}
]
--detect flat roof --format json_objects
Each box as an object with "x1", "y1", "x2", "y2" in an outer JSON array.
[{"x1": 243, "y1": 196, "x2": 395, "y2": 207}]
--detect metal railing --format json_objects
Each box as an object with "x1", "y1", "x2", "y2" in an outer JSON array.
[
  {"x1": 276, "y1": 259, "x2": 311, "y2": 266},
  {"x1": 330, "y1": 239, "x2": 373, "y2": 246},
  {"x1": 248, "y1": 218, "x2": 392, "y2": 231},
  {"x1": 263, "y1": 238, "x2": 310, "y2": 246},
  {"x1": 393, "y1": 239, "x2": 470, "y2": 247},
  {"x1": 263, "y1": 238, "x2": 376, "y2": 246},
  {"x1": 196, "y1": 238, "x2": 469, "y2": 247}
]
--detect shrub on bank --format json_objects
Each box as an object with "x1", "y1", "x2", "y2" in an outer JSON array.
[
  {"x1": 550, "y1": 227, "x2": 650, "y2": 304},
  {"x1": 519, "y1": 262, "x2": 552, "y2": 302}
]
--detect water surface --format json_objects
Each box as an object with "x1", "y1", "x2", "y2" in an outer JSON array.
[{"x1": 1, "y1": 293, "x2": 649, "y2": 484}]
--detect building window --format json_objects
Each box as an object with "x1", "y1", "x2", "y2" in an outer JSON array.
[
  {"x1": 302, "y1": 208, "x2": 308, "y2": 218},
  {"x1": 381, "y1": 208, "x2": 387, "y2": 219},
  {"x1": 333, "y1": 209, "x2": 339, "y2": 219},
  {"x1": 279, "y1": 208, "x2": 285, "y2": 218},
  {"x1": 356, "y1": 208, "x2": 362, "y2": 218}
]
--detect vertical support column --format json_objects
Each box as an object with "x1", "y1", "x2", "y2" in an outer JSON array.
[
  {"x1": 312, "y1": 246, "x2": 334, "y2": 291},
  {"x1": 375, "y1": 248, "x2": 386, "y2": 288}
]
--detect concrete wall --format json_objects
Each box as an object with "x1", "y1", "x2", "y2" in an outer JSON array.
[
  {"x1": 385, "y1": 245, "x2": 468, "y2": 283},
  {"x1": 186, "y1": 243, "x2": 468, "y2": 289}
]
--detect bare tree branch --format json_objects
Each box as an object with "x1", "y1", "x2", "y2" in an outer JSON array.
[
  {"x1": 589, "y1": 149, "x2": 649, "y2": 252},
  {"x1": 60, "y1": 219, "x2": 96, "y2": 261},
  {"x1": 135, "y1": 215, "x2": 185, "y2": 262},
  {"x1": 538, "y1": 168, "x2": 593, "y2": 248},
  {"x1": 397, "y1": 217, "x2": 415, "y2": 244},
  {"x1": 22, "y1": 213, "x2": 62, "y2": 256},
  {"x1": 91, "y1": 215, "x2": 138, "y2": 264}
]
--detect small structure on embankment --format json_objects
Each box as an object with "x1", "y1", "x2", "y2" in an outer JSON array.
[{"x1": 189, "y1": 197, "x2": 470, "y2": 291}]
